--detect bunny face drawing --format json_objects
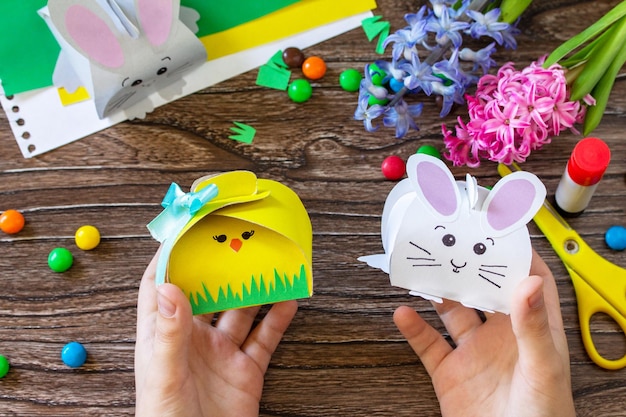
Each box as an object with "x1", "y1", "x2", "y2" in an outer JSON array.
[
  {"x1": 360, "y1": 154, "x2": 546, "y2": 314},
  {"x1": 41, "y1": 0, "x2": 207, "y2": 119}
]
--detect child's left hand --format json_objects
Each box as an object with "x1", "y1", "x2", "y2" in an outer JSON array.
[{"x1": 135, "y1": 249, "x2": 298, "y2": 417}]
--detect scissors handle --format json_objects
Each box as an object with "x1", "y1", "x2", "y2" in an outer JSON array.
[{"x1": 567, "y1": 266, "x2": 626, "y2": 370}]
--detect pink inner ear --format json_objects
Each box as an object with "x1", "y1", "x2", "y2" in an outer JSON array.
[
  {"x1": 66, "y1": 5, "x2": 124, "y2": 68},
  {"x1": 416, "y1": 161, "x2": 457, "y2": 216},
  {"x1": 487, "y1": 179, "x2": 535, "y2": 231},
  {"x1": 137, "y1": 0, "x2": 174, "y2": 47}
]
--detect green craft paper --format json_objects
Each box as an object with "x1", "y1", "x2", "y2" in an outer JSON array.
[
  {"x1": 256, "y1": 64, "x2": 291, "y2": 90},
  {"x1": 0, "y1": 0, "x2": 60, "y2": 95},
  {"x1": 181, "y1": 0, "x2": 300, "y2": 37}
]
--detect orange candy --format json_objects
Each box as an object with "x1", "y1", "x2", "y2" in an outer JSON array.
[
  {"x1": 0, "y1": 209, "x2": 25, "y2": 234},
  {"x1": 302, "y1": 56, "x2": 327, "y2": 80}
]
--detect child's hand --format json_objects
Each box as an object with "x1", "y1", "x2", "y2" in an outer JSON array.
[
  {"x1": 135, "y1": 250, "x2": 298, "y2": 417},
  {"x1": 394, "y1": 250, "x2": 576, "y2": 417}
]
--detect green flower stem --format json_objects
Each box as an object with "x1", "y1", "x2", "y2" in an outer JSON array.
[
  {"x1": 570, "y1": 14, "x2": 626, "y2": 101},
  {"x1": 583, "y1": 38, "x2": 626, "y2": 135},
  {"x1": 544, "y1": 0, "x2": 626, "y2": 67}
]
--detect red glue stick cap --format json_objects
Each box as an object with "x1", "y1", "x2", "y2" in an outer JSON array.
[{"x1": 567, "y1": 137, "x2": 611, "y2": 186}]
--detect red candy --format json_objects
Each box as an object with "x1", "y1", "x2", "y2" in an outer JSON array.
[{"x1": 381, "y1": 155, "x2": 406, "y2": 180}]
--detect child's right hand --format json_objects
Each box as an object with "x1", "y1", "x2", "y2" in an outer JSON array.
[{"x1": 394, "y1": 250, "x2": 576, "y2": 417}]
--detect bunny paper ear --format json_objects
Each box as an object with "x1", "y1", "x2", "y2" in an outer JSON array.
[
  {"x1": 481, "y1": 171, "x2": 546, "y2": 237},
  {"x1": 135, "y1": 0, "x2": 177, "y2": 47},
  {"x1": 45, "y1": 0, "x2": 127, "y2": 69},
  {"x1": 407, "y1": 154, "x2": 461, "y2": 221}
]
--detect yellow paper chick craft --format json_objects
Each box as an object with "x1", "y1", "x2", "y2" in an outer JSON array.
[{"x1": 147, "y1": 171, "x2": 313, "y2": 315}]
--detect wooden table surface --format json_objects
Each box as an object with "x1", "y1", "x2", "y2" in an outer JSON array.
[{"x1": 1, "y1": 0, "x2": 625, "y2": 415}]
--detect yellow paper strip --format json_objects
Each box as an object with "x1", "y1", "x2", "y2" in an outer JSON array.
[{"x1": 200, "y1": 0, "x2": 377, "y2": 59}]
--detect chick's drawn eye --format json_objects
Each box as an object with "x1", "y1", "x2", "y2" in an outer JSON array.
[
  {"x1": 473, "y1": 242, "x2": 487, "y2": 255},
  {"x1": 442, "y1": 234, "x2": 455, "y2": 247},
  {"x1": 241, "y1": 230, "x2": 255, "y2": 240},
  {"x1": 157, "y1": 67, "x2": 167, "y2": 75},
  {"x1": 213, "y1": 234, "x2": 227, "y2": 243}
]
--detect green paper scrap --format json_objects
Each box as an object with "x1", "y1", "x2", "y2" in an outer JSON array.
[
  {"x1": 256, "y1": 64, "x2": 291, "y2": 90},
  {"x1": 362, "y1": 15, "x2": 384, "y2": 41},
  {"x1": 268, "y1": 50, "x2": 288, "y2": 69},
  {"x1": 0, "y1": 0, "x2": 61, "y2": 96},
  {"x1": 181, "y1": 0, "x2": 300, "y2": 37},
  {"x1": 229, "y1": 122, "x2": 256, "y2": 144},
  {"x1": 375, "y1": 25, "x2": 391, "y2": 54}
]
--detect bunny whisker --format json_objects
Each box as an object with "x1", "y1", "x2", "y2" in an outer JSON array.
[
  {"x1": 412, "y1": 263, "x2": 442, "y2": 267},
  {"x1": 478, "y1": 274, "x2": 501, "y2": 288},
  {"x1": 478, "y1": 267, "x2": 506, "y2": 278},
  {"x1": 409, "y1": 241, "x2": 431, "y2": 255},
  {"x1": 168, "y1": 61, "x2": 195, "y2": 77},
  {"x1": 407, "y1": 257, "x2": 436, "y2": 261}
]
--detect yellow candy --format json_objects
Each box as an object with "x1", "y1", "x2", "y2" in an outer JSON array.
[{"x1": 75, "y1": 225, "x2": 100, "y2": 250}]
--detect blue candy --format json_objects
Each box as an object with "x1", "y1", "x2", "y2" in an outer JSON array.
[
  {"x1": 605, "y1": 225, "x2": 626, "y2": 251},
  {"x1": 61, "y1": 342, "x2": 87, "y2": 368}
]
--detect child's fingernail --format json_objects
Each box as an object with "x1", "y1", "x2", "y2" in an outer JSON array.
[{"x1": 157, "y1": 288, "x2": 176, "y2": 318}]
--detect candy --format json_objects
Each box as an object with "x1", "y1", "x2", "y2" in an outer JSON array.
[
  {"x1": 48, "y1": 247, "x2": 73, "y2": 272},
  {"x1": 61, "y1": 342, "x2": 87, "y2": 368},
  {"x1": 339, "y1": 69, "x2": 362, "y2": 92},
  {"x1": 0, "y1": 209, "x2": 25, "y2": 234},
  {"x1": 75, "y1": 225, "x2": 101, "y2": 250},
  {"x1": 0, "y1": 355, "x2": 9, "y2": 378},
  {"x1": 381, "y1": 155, "x2": 406, "y2": 180},
  {"x1": 282, "y1": 47, "x2": 305, "y2": 68},
  {"x1": 288, "y1": 79, "x2": 312, "y2": 103},
  {"x1": 416, "y1": 144, "x2": 442, "y2": 159},
  {"x1": 605, "y1": 225, "x2": 626, "y2": 251},
  {"x1": 302, "y1": 56, "x2": 326, "y2": 80}
]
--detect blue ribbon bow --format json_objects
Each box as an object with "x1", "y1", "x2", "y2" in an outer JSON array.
[{"x1": 147, "y1": 182, "x2": 219, "y2": 285}]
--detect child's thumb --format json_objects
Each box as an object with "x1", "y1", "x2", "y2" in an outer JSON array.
[
  {"x1": 154, "y1": 283, "x2": 193, "y2": 366},
  {"x1": 511, "y1": 275, "x2": 556, "y2": 367}
]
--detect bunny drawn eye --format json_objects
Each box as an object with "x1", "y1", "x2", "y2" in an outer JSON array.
[
  {"x1": 442, "y1": 234, "x2": 456, "y2": 247},
  {"x1": 131, "y1": 79, "x2": 143, "y2": 87},
  {"x1": 157, "y1": 67, "x2": 167, "y2": 75},
  {"x1": 473, "y1": 243, "x2": 486, "y2": 255},
  {"x1": 241, "y1": 230, "x2": 255, "y2": 240},
  {"x1": 213, "y1": 234, "x2": 227, "y2": 243}
]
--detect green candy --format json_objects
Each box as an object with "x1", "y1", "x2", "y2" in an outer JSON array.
[
  {"x1": 0, "y1": 355, "x2": 9, "y2": 378},
  {"x1": 48, "y1": 247, "x2": 73, "y2": 272},
  {"x1": 339, "y1": 68, "x2": 362, "y2": 92},
  {"x1": 287, "y1": 79, "x2": 312, "y2": 103},
  {"x1": 416, "y1": 144, "x2": 441, "y2": 159}
]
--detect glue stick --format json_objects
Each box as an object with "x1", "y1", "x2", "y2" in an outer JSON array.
[{"x1": 555, "y1": 137, "x2": 611, "y2": 216}]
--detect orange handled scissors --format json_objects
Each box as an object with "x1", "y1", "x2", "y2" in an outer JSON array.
[{"x1": 499, "y1": 163, "x2": 626, "y2": 370}]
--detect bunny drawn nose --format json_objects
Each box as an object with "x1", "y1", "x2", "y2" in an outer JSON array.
[
  {"x1": 450, "y1": 259, "x2": 467, "y2": 273},
  {"x1": 230, "y1": 238, "x2": 243, "y2": 252}
]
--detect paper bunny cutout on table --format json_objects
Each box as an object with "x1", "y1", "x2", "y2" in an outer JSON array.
[
  {"x1": 359, "y1": 154, "x2": 546, "y2": 314},
  {"x1": 39, "y1": 0, "x2": 207, "y2": 119}
]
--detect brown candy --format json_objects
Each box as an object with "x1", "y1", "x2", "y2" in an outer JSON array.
[{"x1": 282, "y1": 47, "x2": 305, "y2": 68}]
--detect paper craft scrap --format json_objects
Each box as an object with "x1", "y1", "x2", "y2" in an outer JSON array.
[
  {"x1": 361, "y1": 15, "x2": 391, "y2": 54},
  {"x1": 0, "y1": 0, "x2": 60, "y2": 96},
  {"x1": 359, "y1": 154, "x2": 546, "y2": 314},
  {"x1": 256, "y1": 63, "x2": 292, "y2": 90},
  {"x1": 229, "y1": 122, "x2": 256, "y2": 144},
  {"x1": 180, "y1": 0, "x2": 299, "y2": 37},
  {"x1": 40, "y1": 0, "x2": 208, "y2": 120},
  {"x1": 200, "y1": 0, "x2": 377, "y2": 60},
  {"x1": 147, "y1": 171, "x2": 313, "y2": 315}
]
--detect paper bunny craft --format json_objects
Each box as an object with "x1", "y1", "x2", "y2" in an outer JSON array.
[
  {"x1": 39, "y1": 0, "x2": 207, "y2": 119},
  {"x1": 359, "y1": 154, "x2": 546, "y2": 314}
]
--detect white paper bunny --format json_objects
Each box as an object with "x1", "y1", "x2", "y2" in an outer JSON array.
[
  {"x1": 40, "y1": 0, "x2": 207, "y2": 119},
  {"x1": 360, "y1": 154, "x2": 546, "y2": 314}
]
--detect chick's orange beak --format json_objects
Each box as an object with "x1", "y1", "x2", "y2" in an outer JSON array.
[{"x1": 230, "y1": 238, "x2": 242, "y2": 252}]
